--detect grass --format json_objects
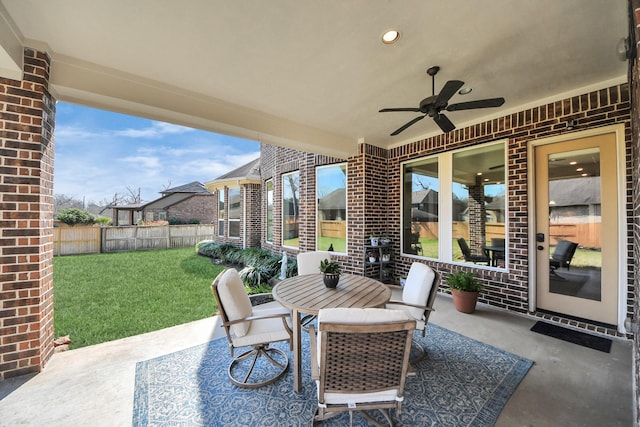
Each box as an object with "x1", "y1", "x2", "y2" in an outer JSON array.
[{"x1": 53, "y1": 247, "x2": 224, "y2": 349}]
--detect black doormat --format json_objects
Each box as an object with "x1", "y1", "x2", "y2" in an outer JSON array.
[{"x1": 530, "y1": 321, "x2": 612, "y2": 353}]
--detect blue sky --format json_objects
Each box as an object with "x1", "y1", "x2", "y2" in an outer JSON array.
[{"x1": 54, "y1": 102, "x2": 260, "y2": 204}]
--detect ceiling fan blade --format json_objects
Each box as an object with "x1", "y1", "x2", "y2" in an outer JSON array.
[
  {"x1": 433, "y1": 113, "x2": 456, "y2": 133},
  {"x1": 390, "y1": 115, "x2": 425, "y2": 136},
  {"x1": 435, "y1": 80, "x2": 464, "y2": 107},
  {"x1": 446, "y1": 97, "x2": 505, "y2": 112},
  {"x1": 379, "y1": 107, "x2": 422, "y2": 113}
]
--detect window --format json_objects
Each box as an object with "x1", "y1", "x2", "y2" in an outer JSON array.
[
  {"x1": 218, "y1": 190, "x2": 225, "y2": 236},
  {"x1": 316, "y1": 163, "x2": 347, "y2": 253},
  {"x1": 402, "y1": 141, "x2": 506, "y2": 268},
  {"x1": 228, "y1": 188, "x2": 241, "y2": 238},
  {"x1": 402, "y1": 157, "x2": 438, "y2": 258},
  {"x1": 266, "y1": 180, "x2": 274, "y2": 243},
  {"x1": 282, "y1": 171, "x2": 299, "y2": 248}
]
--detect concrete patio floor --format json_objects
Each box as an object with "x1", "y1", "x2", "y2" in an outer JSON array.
[{"x1": 0, "y1": 294, "x2": 633, "y2": 427}]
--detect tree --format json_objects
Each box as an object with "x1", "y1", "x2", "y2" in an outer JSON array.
[{"x1": 56, "y1": 208, "x2": 95, "y2": 226}]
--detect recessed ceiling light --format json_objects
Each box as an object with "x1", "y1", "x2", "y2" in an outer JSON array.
[
  {"x1": 576, "y1": 168, "x2": 583, "y2": 172},
  {"x1": 569, "y1": 161, "x2": 577, "y2": 165},
  {"x1": 458, "y1": 87, "x2": 473, "y2": 95},
  {"x1": 382, "y1": 30, "x2": 400, "y2": 44},
  {"x1": 581, "y1": 173, "x2": 588, "y2": 177}
]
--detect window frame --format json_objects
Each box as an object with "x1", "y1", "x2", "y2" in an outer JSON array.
[
  {"x1": 400, "y1": 140, "x2": 507, "y2": 270},
  {"x1": 315, "y1": 163, "x2": 348, "y2": 254},
  {"x1": 266, "y1": 179, "x2": 274, "y2": 243},
  {"x1": 217, "y1": 189, "x2": 225, "y2": 237},
  {"x1": 228, "y1": 187, "x2": 241, "y2": 239},
  {"x1": 282, "y1": 171, "x2": 300, "y2": 249}
]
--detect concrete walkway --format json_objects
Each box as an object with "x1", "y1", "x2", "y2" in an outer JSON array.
[{"x1": 0, "y1": 295, "x2": 633, "y2": 426}]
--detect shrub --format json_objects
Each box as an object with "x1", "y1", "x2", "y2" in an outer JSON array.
[
  {"x1": 56, "y1": 208, "x2": 95, "y2": 226},
  {"x1": 94, "y1": 216, "x2": 112, "y2": 226}
]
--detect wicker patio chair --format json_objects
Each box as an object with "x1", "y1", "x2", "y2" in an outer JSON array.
[
  {"x1": 386, "y1": 262, "x2": 439, "y2": 363},
  {"x1": 309, "y1": 308, "x2": 416, "y2": 427},
  {"x1": 211, "y1": 268, "x2": 293, "y2": 388}
]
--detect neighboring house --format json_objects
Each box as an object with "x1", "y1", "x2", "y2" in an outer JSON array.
[{"x1": 111, "y1": 181, "x2": 214, "y2": 226}]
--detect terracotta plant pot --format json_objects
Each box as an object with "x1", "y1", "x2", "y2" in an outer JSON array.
[
  {"x1": 323, "y1": 273, "x2": 340, "y2": 288},
  {"x1": 451, "y1": 289, "x2": 479, "y2": 313}
]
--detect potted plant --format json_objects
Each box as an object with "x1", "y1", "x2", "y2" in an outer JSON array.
[
  {"x1": 380, "y1": 235, "x2": 391, "y2": 246},
  {"x1": 370, "y1": 234, "x2": 379, "y2": 246},
  {"x1": 446, "y1": 271, "x2": 484, "y2": 313},
  {"x1": 319, "y1": 259, "x2": 342, "y2": 288}
]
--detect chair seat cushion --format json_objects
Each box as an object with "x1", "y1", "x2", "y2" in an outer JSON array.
[
  {"x1": 232, "y1": 316, "x2": 291, "y2": 347},
  {"x1": 384, "y1": 303, "x2": 426, "y2": 329},
  {"x1": 316, "y1": 381, "x2": 400, "y2": 405}
]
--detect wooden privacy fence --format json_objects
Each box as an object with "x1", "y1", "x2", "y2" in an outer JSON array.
[{"x1": 53, "y1": 224, "x2": 216, "y2": 256}]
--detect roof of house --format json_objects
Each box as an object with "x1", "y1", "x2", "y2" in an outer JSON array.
[
  {"x1": 161, "y1": 181, "x2": 211, "y2": 195},
  {"x1": 205, "y1": 158, "x2": 261, "y2": 190},
  {"x1": 115, "y1": 181, "x2": 212, "y2": 211},
  {"x1": 549, "y1": 177, "x2": 601, "y2": 207}
]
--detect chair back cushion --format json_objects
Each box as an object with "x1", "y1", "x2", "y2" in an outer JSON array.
[
  {"x1": 318, "y1": 307, "x2": 410, "y2": 324},
  {"x1": 216, "y1": 269, "x2": 253, "y2": 337},
  {"x1": 402, "y1": 263, "x2": 436, "y2": 319},
  {"x1": 297, "y1": 251, "x2": 331, "y2": 275}
]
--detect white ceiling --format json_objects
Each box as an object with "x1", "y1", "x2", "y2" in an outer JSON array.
[{"x1": 0, "y1": 0, "x2": 629, "y2": 158}]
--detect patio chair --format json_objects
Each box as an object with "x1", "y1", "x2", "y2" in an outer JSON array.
[
  {"x1": 549, "y1": 240, "x2": 578, "y2": 278},
  {"x1": 457, "y1": 237, "x2": 490, "y2": 265},
  {"x1": 211, "y1": 268, "x2": 293, "y2": 388},
  {"x1": 410, "y1": 232, "x2": 423, "y2": 255},
  {"x1": 297, "y1": 251, "x2": 332, "y2": 328},
  {"x1": 386, "y1": 262, "x2": 439, "y2": 362},
  {"x1": 297, "y1": 251, "x2": 332, "y2": 275},
  {"x1": 490, "y1": 237, "x2": 506, "y2": 266},
  {"x1": 309, "y1": 307, "x2": 416, "y2": 427}
]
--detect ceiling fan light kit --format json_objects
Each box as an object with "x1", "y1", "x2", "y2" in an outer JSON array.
[{"x1": 379, "y1": 65, "x2": 505, "y2": 135}]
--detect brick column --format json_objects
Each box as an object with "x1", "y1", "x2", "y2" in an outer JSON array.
[
  {"x1": 468, "y1": 176, "x2": 487, "y2": 254},
  {"x1": 0, "y1": 48, "x2": 56, "y2": 380}
]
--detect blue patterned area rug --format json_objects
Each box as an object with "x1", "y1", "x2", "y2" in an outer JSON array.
[{"x1": 133, "y1": 324, "x2": 532, "y2": 426}]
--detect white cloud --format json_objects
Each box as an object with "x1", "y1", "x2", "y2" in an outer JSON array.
[
  {"x1": 114, "y1": 122, "x2": 194, "y2": 138},
  {"x1": 53, "y1": 103, "x2": 260, "y2": 204}
]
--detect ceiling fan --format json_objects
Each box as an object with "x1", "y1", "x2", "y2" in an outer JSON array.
[{"x1": 379, "y1": 66, "x2": 505, "y2": 136}]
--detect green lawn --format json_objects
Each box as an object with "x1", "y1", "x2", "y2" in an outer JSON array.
[{"x1": 53, "y1": 247, "x2": 224, "y2": 349}]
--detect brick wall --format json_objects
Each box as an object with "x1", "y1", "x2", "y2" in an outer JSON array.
[
  {"x1": 165, "y1": 194, "x2": 215, "y2": 223},
  {"x1": 260, "y1": 144, "x2": 346, "y2": 259},
  {"x1": 630, "y1": 0, "x2": 640, "y2": 423},
  {"x1": 386, "y1": 83, "x2": 632, "y2": 336},
  {"x1": 258, "y1": 82, "x2": 631, "y2": 339},
  {"x1": 0, "y1": 49, "x2": 55, "y2": 380}
]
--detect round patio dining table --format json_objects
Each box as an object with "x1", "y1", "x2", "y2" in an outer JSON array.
[{"x1": 272, "y1": 273, "x2": 391, "y2": 393}]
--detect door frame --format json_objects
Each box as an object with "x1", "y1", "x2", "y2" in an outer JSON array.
[{"x1": 527, "y1": 124, "x2": 628, "y2": 333}]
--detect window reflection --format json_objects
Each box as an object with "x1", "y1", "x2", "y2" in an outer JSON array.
[
  {"x1": 317, "y1": 164, "x2": 347, "y2": 253},
  {"x1": 452, "y1": 143, "x2": 506, "y2": 267},
  {"x1": 402, "y1": 158, "x2": 439, "y2": 257},
  {"x1": 282, "y1": 171, "x2": 300, "y2": 248}
]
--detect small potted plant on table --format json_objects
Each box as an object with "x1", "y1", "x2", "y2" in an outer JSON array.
[
  {"x1": 319, "y1": 259, "x2": 342, "y2": 288},
  {"x1": 446, "y1": 271, "x2": 484, "y2": 313}
]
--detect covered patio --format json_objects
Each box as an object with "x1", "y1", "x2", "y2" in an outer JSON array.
[
  {"x1": 0, "y1": 1, "x2": 639, "y2": 425},
  {"x1": 0, "y1": 295, "x2": 632, "y2": 425}
]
